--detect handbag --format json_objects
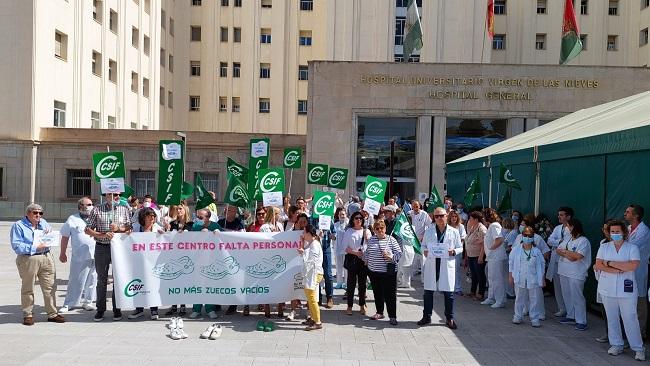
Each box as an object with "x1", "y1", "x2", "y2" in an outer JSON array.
[
  {"x1": 344, "y1": 231, "x2": 365, "y2": 271},
  {"x1": 383, "y1": 237, "x2": 397, "y2": 273}
]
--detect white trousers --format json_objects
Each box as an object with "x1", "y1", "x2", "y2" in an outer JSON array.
[
  {"x1": 505, "y1": 260, "x2": 515, "y2": 297},
  {"x1": 63, "y1": 258, "x2": 97, "y2": 306},
  {"x1": 601, "y1": 295, "x2": 644, "y2": 352},
  {"x1": 559, "y1": 275, "x2": 586, "y2": 324},
  {"x1": 514, "y1": 285, "x2": 544, "y2": 321},
  {"x1": 552, "y1": 272, "x2": 566, "y2": 313},
  {"x1": 487, "y1": 259, "x2": 507, "y2": 305},
  {"x1": 397, "y1": 262, "x2": 412, "y2": 287},
  {"x1": 335, "y1": 253, "x2": 346, "y2": 285},
  {"x1": 454, "y1": 253, "x2": 463, "y2": 292}
]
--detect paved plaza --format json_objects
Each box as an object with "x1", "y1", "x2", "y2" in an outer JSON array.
[{"x1": 0, "y1": 222, "x2": 641, "y2": 365}]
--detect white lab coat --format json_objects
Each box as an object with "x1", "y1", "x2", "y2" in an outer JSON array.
[
  {"x1": 627, "y1": 221, "x2": 650, "y2": 297},
  {"x1": 546, "y1": 224, "x2": 570, "y2": 280},
  {"x1": 509, "y1": 245, "x2": 545, "y2": 289},
  {"x1": 422, "y1": 225, "x2": 463, "y2": 292},
  {"x1": 302, "y1": 239, "x2": 324, "y2": 290},
  {"x1": 60, "y1": 213, "x2": 97, "y2": 306}
]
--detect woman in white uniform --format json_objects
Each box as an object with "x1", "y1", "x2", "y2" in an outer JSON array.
[
  {"x1": 593, "y1": 220, "x2": 645, "y2": 361},
  {"x1": 509, "y1": 226, "x2": 545, "y2": 327},
  {"x1": 481, "y1": 208, "x2": 507, "y2": 308},
  {"x1": 556, "y1": 218, "x2": 591, "y2": 331}
]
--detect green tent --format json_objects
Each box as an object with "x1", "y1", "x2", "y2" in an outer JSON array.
[{"x1": 446, "y1": 90, "x2": 650, "y2": 306}]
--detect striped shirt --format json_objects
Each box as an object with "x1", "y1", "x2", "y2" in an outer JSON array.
[
  {"x1": 363, "y1": 235, "x2": 402, "y2": 273},
  {"x1": 87, "y1": 202, "x2": 132, "y2": 244}
]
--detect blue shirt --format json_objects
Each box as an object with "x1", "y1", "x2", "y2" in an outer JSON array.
[
  {"x1": 191, "y1": 221, "x2": 222, "y2": 232},
  {"x1": 10, "y1": 217, "x2": 52, "y2": 255}
]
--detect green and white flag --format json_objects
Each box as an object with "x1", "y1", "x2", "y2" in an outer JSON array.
[
  {"x1": 392, "y1": 211, "x2": 422, "y2": 255},
  {"x1": 255, "y1": 168, "x2": 285, "y2": 201},
  {"x1": 403, "y1": 0, "x2": 423, "y2": 61},
  {"x1": 327, "y1": 167, "x2": 348, "y2": 190},
  {"x1": 499, "y1": 163, "x2": 522, "y2": 190},
  {"x1": 311, "y1": 191, "x2": 336, "y2": 219},
  {"x1": 227, "y1": 157, "x2": 248, "y2": 182},
  {"x1": 224, "y1": 176, "x2": 250, "y2": 208},
  {"x1": 426, "y1": 185, "x2": 444, "y2": 213},
  {"x1": 463, "y1": 173, "x2": 482, "y2": 208},
  {"x1": 283, "y1": 148, "x2": 302, "y2": 169},
  {"x1": 157, "y1": 140, "x2": 184, "y2": 205},
  {"x1": 93, "y1": 151, "x2": 126, "y2": 182},
  {"x1": 497, "y1": 188, "x2": 513, "y2": 213},
  {"x1": 194, "y1": 173, "x2": 216, "y2": 210},
  {"x1": 307, "y1": 163, "x2": 329, "y2": 185},
  {"x1": 248, "y1": 138, "x2": 270, "y2": 199}
]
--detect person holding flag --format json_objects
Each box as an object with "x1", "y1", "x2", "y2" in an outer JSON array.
[{"x1": 392, "y1": 209, "x2": 420, "y2": 289}]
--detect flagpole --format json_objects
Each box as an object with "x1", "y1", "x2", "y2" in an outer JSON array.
[
  {"x1": 288, "y1": 169, "x2": 293, "y2": 197},
  {"x1": 496, "y1": 182, "x2": 500, "y2": 209}
]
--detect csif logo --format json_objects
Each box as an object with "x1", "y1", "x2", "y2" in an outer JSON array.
[
  {"x1": 399, "y1": 222, "x2": 415, "y2": 240},
  {"x1": 313, "y1": 195, "x2": 335, "y2": 216},
  {"x1": 328, "y1": 170, "x2": 345, "y2": 186},
  {"x1": 309, "y1": 166, "x2": 326, "y2": 180},
  {"x1": 284, "y1": 150, "x2": 300, "y2": 167},
  {"x1": 229, "y1": 165, "x2": 243, "y2": 177},
  {"x1": 260, "y1": 171, "x2": 282, "y2": 193},
  {"x1": 230, "y1": 185, "x2": 248, "y2": 202},
  {"x1": 124, "y1": 279, "x2": 145, "y2": 297},
  {"x1": 365, "y1": 181, "x2": 383, "y2": 199},
  {"x1": 96, "y1": 155, "x2": 121, "y2": 179}
]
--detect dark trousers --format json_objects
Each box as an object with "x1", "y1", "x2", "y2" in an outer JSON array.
[
  {"x1": 95, "y1": 244, "x2": 119, "y2": 313},
  {"x1": 368, "y1": 270, "x2": 398, "y2": 319},
  {"x1": 468, "y1": 256, "x2": 487, "y2": 296},
  {"x1": 320, "y1": 249, "x2": 333, "y2": 302},
  {"x1": 346, "y1": 263, "x2": 367, "y2": 307},
  {"x1": 423, "y1": 290, "x2": 454, "y2": 321},
  {"x1": 135, "y1": 307, "x2": 158, "y2": 312}
]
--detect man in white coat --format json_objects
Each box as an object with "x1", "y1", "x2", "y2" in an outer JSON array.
[
  {"x1": 409, "y1": 200, "x2": 432, "y2": 276},
  {"x1": 546, "y1": 206, "x2": 573, "y2": 317},
  {"x1": 625, "y1": 204, "x2": 650, "y2": 339},
  {"x1": 58, "y1": 197, "x2": 97, "y2": 312},
  {"x1": 417, "y1": 207, "x2": 463, "y2": 330}
]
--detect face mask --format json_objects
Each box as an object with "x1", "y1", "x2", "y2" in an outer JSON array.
[
  {"x1": 519, "y1": 225, "x2": 525, "y2": 234},
  {"x1": 522, "y1": 236, "x2": 534, "y2": 244},
  {"x1": 83, "y1": 205, "x2": 94, "y2": 215},
  {"x1": 443, "y1": 204, "x2": 449, "y2": 210},
  {"x1": 611, "y1": 233, "x2": 624, "y2": 241},
  {"x1": 512, "y1": 215, "x2": 519, "y2": 221},
  {"x1": 143, "y1": 202, "x2": 152, "y2": 208},
  {"x1": 457, "y1": 208, "x2": 464, "y2": 213}
]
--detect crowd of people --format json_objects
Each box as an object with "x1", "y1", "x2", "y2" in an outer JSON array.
[{"x1": 8, "y1": 191, "x2": 650, "y2": 360}]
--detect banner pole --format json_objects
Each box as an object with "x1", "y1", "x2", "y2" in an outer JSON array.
[{"x1": 288, "y1": 169, "x2": 293, "y2": 196}]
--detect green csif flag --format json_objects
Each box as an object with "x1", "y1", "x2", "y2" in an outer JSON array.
[
  {"x1": 224, "y1": 176, "x2": 250, "y2": 208},
  {"x1": 227, "y1": 157, "x2": 249, "y2": 182},
  {"x1": 283, "y1": 148, "x2": 302, "y2": 169},
  {"x1": 403, "y1": 0, "x2": 423, "y2": 61},
  {"x1": 248, "y1": 138, "x2": 270, "y2": 200},
  {"x1": 497, "y1": 188, "x2": 513, "y2": 213},
  {"x1": 194, "y1": 173, "x2": 215, "y2": 210},
  {"x1": 327, "y1": 167, "x2": 348, "y2": 190},
  {"x1": 499, "y1": 164, "x2": 522, "y2": 190},
  {"x1": 392, "y1": 211, "x2": 422, "y2": 255},
  {"x1": 463, "y1": 173, "x2": 482, "y2": 208},
  {"x1": 307, "y1": 163, "x2": 329, "y2": 185},
  {"x1": 426, "y1": 185, "x2": 444, "y2": 213},
  {"x1": 255, "y1": 168, "x2": 285, "y2": 201},
  {"x1": 157, "y1": 140, "x2": 184, "y2": 205}
]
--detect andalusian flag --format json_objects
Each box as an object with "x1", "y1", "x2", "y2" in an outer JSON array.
[
  {"x1": 486, "y1": 0, "x2": 495, "y2": 39},
  {"x1": 392, "y1": 211, "x2": 422, "y2": 255},
  {"x1": 499, "y1": 164, "x2": 522, "y2": 190},
  {"x1": 194, "y1": 173, "x2": 215, "y2": 210},
  {"x1": 497, "y1": 189, "x2": 513, "y2": 213},
  {"x1": 560, "y1": 0, "x2": 582, "y2": 64},
  {"x1": 403, "y1": 0, "x2": 423, "y2": 61},
  {"x1": 426, "y1": 185, "x2": 444, "y2": 213},
  {"x1": 463, "y1": 173, "x2": 482, "y2": 208}
]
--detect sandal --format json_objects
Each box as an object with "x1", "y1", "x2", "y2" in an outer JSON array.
[
  {"x1": 301, "y1": 318, "x2": 315, "y2": 326},
  {"x1": 304, "y1": 323, "x2": 322, "y2": 331},
  {"x1": 360, "y1": 305, "x2": 367, "y2": 315},
  {"x1": 370, "y1": 313, "x2": 385, "y2": 320},
  {"x1": 243, "y1": 305, "x2": 250, "y2": 316},
  {"x1": 346, "y1": 307, "x2": 353, "y2": 316}
]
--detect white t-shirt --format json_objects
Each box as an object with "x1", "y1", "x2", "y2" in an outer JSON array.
[
  {"x1": 260, "y1": 222, "x2": 284, "y2": 233},
  {"x1": 409, "y1": 210, "x2": 431, "y2": 241},
  {"x1": 596, "y1": 241, "x2": 640, "y2": 298},
  {"x1": 484, "y1": 222, "x2": 506, "y2": 261},
  {"x1": 60, "y1": 213, "x2": 96, "y2": 261},
  {"x1": 557, "y1": 236, "x2": 591, "y2": 280},
  {"x1": 342, "y1": 227, "x2": 369, "y2": 252}
]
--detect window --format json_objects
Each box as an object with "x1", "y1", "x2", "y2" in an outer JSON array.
[
  {"x1": 261, "y1": 0, "x2": 272, "y2": 8},
  {"x1": 298, "y1": 65, "x2": 308, "y2": 80},
  {"x1": 194, "y1": 172, "x2": 218, "y2": 199},
  {"x1": 142, "y1": 124, "x2": 148, "y2": 130},
  {"x1": 609, "y1": 0, "x2": 618, "y2": 15},
  {"x1": 160, "y1": 87, "x2": 165, "y2": 105},
  {"x1": 161, "y1": 9, "x2": 166, "y2": 29},
  {"x1": 393, "y1": 54, "x2": 420, "y2": 62},
  {"x1": 233, "y1": 62, "x2": 240, "y2": 77},
  {"x1": 299, "y1": 30, "x2": 312, "y2": 46},
  {"x1": 536, "y1": 0, "x2": 546, "y2": 14},
  {"x1": 190, "y1": 61, "x2": 201, "y2": 76},
  {"x1": 160, "y1": 48, "x2": 166, "y2": 66},
  {"x1": 93, "y1": 0, "x2": 103, "y2": 23},
  {"x1": 580, "y1": 34, "x2": 588, "y2": 50},
  {"x1": 608, "y1": 35, "x2": 618, "y2": 50},
  {"x1": 191, "y1": 26, "x2": 201, "y2": 41},
  {"x1": 190, "y1": 96, "x2": 200, "y2": 111},
  {"x1": 168, "y1": 91, "x2": 173, "y2": 108},
  {"x1": 297, "y1": 100, "x2": 308, "y2": 114},
  {"x1": 260, "y1": 63, "x2": 271, "y2": 78},
  {"x1": 131, "y1": 170, "x2": 156, "y2": 197},
  {"x1": 55, "y1": 31, "x2": 68, "y2": 60},
  {"x1": 535, "y1": 34, "x2": 546, "y2": 50},
  {"x1": 395, "y1": 17, "x2": 405, "y2": 45},
  {"x1": 494, "y1": 0, "x2": 506, "y2": 14},
  {"x1": 261, "y1": 28, "x2": 271, "y2": 43},
  {"x1": 131, "y1": 122, "x2": 137, "y2": 129},
  {"x1": 131, "y1": 72, "x2": 139, "y2": 93},
  {"x1": 143, "y1": 35, "x2": 150, "y2": 55},
  {"x1": 132, "y1": 27, "x2": 139, "y2": 48},
  {"x1": 446, "y1": 118, "x2": 506, "y2": 163},
  {"x1": 108, "y1": 60, "x2": 117, "y2": 82},
  {"x1": 580, "y1": 0, "x2": 588, "y2": 15},
  {"x1": 107, "y1": 115, "x2": 116, "y2": 128},
  {"x1": 53, "y1": 100, "x2": 66, "y2": 127},
  {"x1": 92, "y1": 51, "x2": 102, "y2": 76},
  {"x1": 169, "y1": 54, "x2": 174, "y2": 72},
  {"x1": 67, "y1": 169, "x2": 92, "y2": 197},
  {"x1": 143, "y1": 78, "x2": 149, "y2": 97},
  {"x1": 259, "y1": 98, "x2": 270, "y2": 113},
  {"x1": 492, "y1": 34, "x2": 506, "y2": 50},
  {"x1": 219, "y1": 97, "x2": 227, "y2": 112},
  {"x1": 641, "y1": 28, "x2": 649, "y2": 46},
  {"x1": 91, "y1": 111, "x2": 100, "y2": 128},
  {"x1": 396, "y1": 0, "x2": 422, "y2": 6},
  {"x1": 110, "y1": 9, "x2": 118, "y2": 33},
  {"x1": 644, "y1": 0, "x2": 650, "y2": 9},
  {"x1": 222, "y1": 0, "x2": 229, "y2": 5},
  {"x1": 300, "y1": 0, "x2": 313, "y2": 11},
  {"x1": 220, "y1": 62, "x2": 228, "y2": 77},
  {"x1": 235, "y1": 0, "x2": 242, "y2": 6},
  {"x1": 232, "y1": 97, "x2": 240, "y2": 112},
  {"x1": 234, "y1": 27, "x2": 241, "y2": 42},
  {"x1": 192, "y1": 0, "x2": 202, "y2": 5},
  {"x1": 169, "y1": 18, "x2": 174, "y2": 35},
  {"x1": 220, "y1": 27, "x2": 229, "y2": 42}
]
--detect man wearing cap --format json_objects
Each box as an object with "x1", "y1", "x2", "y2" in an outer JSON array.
[{"x1": 11, "y1": 203, "x2": 65, "y2": 325}]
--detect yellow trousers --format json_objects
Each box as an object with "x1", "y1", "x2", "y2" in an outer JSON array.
[
  {"x1": 304, "y1": 274, "x2": 323, "y2": 324},
  {"x1": 16, "y1": 253, "x2": 57, "y2": 317}
]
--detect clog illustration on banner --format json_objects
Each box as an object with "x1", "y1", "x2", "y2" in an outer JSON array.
[
  {"x1": 152, "y1": 256, "x2": 195, "y2": 280},
  {"x1": 200, "y1": 256, "x2": 240, "y2": 280},
  {"x1": 245, "y1": 255, "x2": 287, "y2": 278}
]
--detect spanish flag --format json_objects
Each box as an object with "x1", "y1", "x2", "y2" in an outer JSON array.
[{"x1": 486, "y1": 0, "x2": 495, "y2": 39}]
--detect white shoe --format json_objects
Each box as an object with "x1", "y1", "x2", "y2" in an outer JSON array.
[
  {"x1": 176, "y1": 318, "x2": 184, "y2": 329},
  {"x1": 169, "y1": 327, "x2": 182, "y2": 340},
  {"x1": 608, "y1": 346, "x2": 624, "y2": 356},
  {"x1": 58, "y1": 306, "x2": 70, "y2": 313},
  {"x1": 531, "y1": 320, "x2": 541, "y2": 328},
  {"x1": 189, "y1": 312, "x2": 200, "y2": 319},
  {"x1": 207, "y1": 311, "x2": 219, "y2": 319},
  {"x1": 166, "y1": 317, "x2": 178, "y2": 329},
  {"x1": 82, "y1": 302, "x2": 97, "y2": 311},
  {"x1": 180, "y1": 328, "x2": 188, "y2": 339},
  {"x1": 635, "y1": 350, "x2": 646, "y2": 361},
  {"x1": 285, "y1": 310, "x2": 295, "y2": 321},
  {"x1": 480, "y1": 299, "x2": 495, "y2": 305},
  {"x1": 200, "y1": 323, "x2": 217, "y2": 339},
  {"x1": 490, "y1": 303, "x2": 505, "y2": 309},
  {"x1": 554, "y1": 310, "x2": 567, "y2": 317},
  {"x1": 209, "y1": 325, "x2": 223, "y2": 340},
  {"x1": 512, "y1": 317, "x2": 522, "y2": 324}
]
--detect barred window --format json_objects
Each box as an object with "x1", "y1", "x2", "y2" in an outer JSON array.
[
  {"x1": 67, "y1": 169, "x2": 92, "y2": 197},
  {"x1": 131, "y1": 170, "x2": 156, "y2": 197}
]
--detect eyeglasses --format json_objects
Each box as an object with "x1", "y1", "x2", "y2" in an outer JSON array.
[
  {"x1": 31, "y1": 211, "x2": 44, "y2": 216},
  {"x1": 197, "y1": 216, "x2": 205, "y2": 220},
  {"x1": 81, "y1": 203, "x2": 93, "y2": 207},
  {"x1": 353, "y1": 217, "x2": 363, "y2": 221},
  {"x1": 256, "y1": 212, "x2": 265, "y2": 216},
  {"x1": 434, "y1": 214, "x2": 446, "y2": 218}
]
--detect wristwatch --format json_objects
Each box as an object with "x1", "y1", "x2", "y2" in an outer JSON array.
[{"x1": 605, "y1": 260, "x2": 610, "y2": 267}]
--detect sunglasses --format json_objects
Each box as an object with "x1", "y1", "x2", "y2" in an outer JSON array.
[
  {"x1": 197, "y1": 216, "x2": 205, "y2": 220},
  {"x1": 256, "y1": 212, "x2": 265, "y2": 216},
  {"x1": 434, "y1": 214, "x2": 446, "y2": 218},
  {"x1": 81, "y1": 203, "x2": 93, "y2": 207},
  {"x1": 353, "y1": 217, "x2": 363, "y2": 221},
  {"x1": 31, "y1": 211, "x2": 44, "y2": 216}
]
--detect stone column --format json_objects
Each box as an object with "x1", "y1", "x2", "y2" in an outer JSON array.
[
  {"x1": 415, "y1": 115, "x2": 432, "y2": 200},
  {"x1": 506, "y1": 117, "x2": 525, "y2": 138},
  {"x1": 525, "y1": 118, "x2": 540, "y2": 131},
  {"x1": 432, "y1": 116, "x2": 446, "y2": 195}
]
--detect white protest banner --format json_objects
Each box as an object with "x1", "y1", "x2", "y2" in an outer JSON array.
[
  {"x1": 262, "y1": 191, "x2": 283, "y2": 207},
  {"x1": 111, "y1": 231, "x2": 306, "y2": 308},
  {"x1": 34, "y1": 230, "x2": 61, "y2": 247},
  {"x1": 363, "y1": 198, "x2": 381, "y2": 216},
  {"x1": 427, "y1": 242, "x2": 450, "y2": 259},
  {"x1": 318, "y1": 215, "x2": 332, "y2": 230},
  {"x1": 100, "y1": 177, "x2": 125, "y2": 194}
]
